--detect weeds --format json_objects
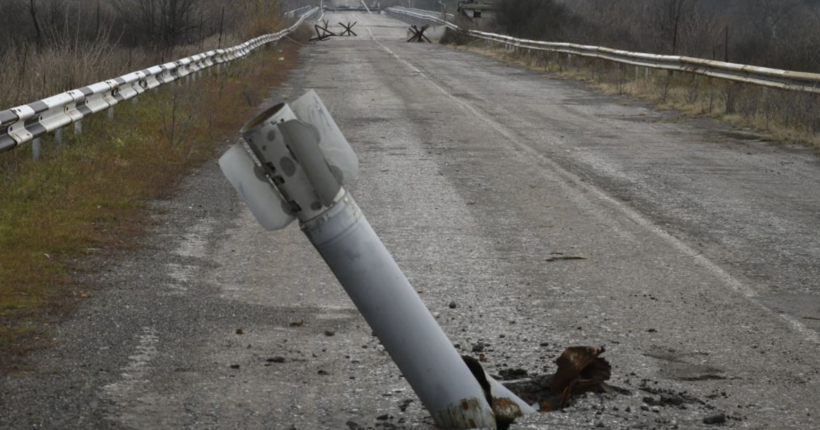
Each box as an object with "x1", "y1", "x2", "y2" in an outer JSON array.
[
  {"x1": 0, "y1": 28, "x2": 242, "y2": 111},
  {"x1": 448, "y1": 38, "x2": 820, "y2": 150},
  {"x1": 162, "y1": 85, "x2": 203, "y2": 149}
]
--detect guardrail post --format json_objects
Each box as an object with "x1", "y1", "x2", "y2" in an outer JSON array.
[
  {"x1": 32, "y1": 138, "x2": 41, "y2": 161},
  {"x1": 74, "y1": 120, "x2": 83, "y2": 136},
  {"x1": 644, "y1": 67, "x2": 649, "y2": 79},
  {"x1": 107, "y1": 107, "x2": 115, "y2": 120},
  {"x1": 132, "y1": 96, "x2": 139, "y2": 105},
  {"x1": 55, "y1": 128, "x2": 63, "y2": 146}
]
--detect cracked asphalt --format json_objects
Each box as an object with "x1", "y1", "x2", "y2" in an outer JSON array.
[{"x1": 3, "y1": 9, "x2": 820, "y2": 430}]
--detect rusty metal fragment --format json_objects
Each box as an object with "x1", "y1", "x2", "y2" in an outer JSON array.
[
  {"x1": 502, "y1": 346, "x2": 615, "y2": 413},
  {"x1": 545, "y1": 252, "x2": 588, "y2": 262},
  {"x1": 552, "y1": 346, "x2": 612, "y2": 399}
]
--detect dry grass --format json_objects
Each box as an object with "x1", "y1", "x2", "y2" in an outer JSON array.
[
  {"x1": 0, "y1": 36, "x2": 305, "y2": 372},
  {"x1": 450, "y1": 39, "x2": 820, "y2": 151},
  {"x1": 0, "y1": 29, "x2": 246, "y2": 110}
]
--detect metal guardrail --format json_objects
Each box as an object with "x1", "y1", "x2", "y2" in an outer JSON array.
[
  {"x1": 390, "y1": 6, "x2": 455, "y2": 22},
  {"x1": 284, "y1": 5, "x2": 313, "y2": 18},
  {"x1": 0, "y1": 7, "x2": 320, "y2": 155},
  {"x1": 387, "y1": 7, "x2": 820, "y2": 95},
  {"x1": 322, "y1": 7, "x2": 370, "y2": 12}
]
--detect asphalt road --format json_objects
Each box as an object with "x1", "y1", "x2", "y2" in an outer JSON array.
[{"x1": 3, "y1": 10, "x2": 820, "y2": 430}]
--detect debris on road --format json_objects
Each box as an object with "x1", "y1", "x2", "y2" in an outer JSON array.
[
  {"x1": 502, "y1": 346, "x2": 615, "y2": 412},
  {"x1": 266, "y1": 357, "x2": 286, "y2": 363},
  {"x1": 324, "y1": 329, "x2": 336, "y2": 337},
  {"x1": 459, "y1": 347, "x2": 617, "y2": 428},
  {"x1": 703, "y1": 413, "x2": 727, "y2": 425},
  {"x1": 235, "y1": 328, "x2": 244, "y2": 335},
  {"x1": 546, "y1": 252, "x2": 588, "y2": 262},
  {"x1": 289, "y1": 320, "x2": 304, "y2": 327},
  {"x1": 398, "y1": 399, "x2": 413, "y2": 412},
  {"x1": 552, "y1": 346, "x2": 611, "y2": 399},
  {"x1": 498, "y1": 368, "x2": 528, "y2": 381}
]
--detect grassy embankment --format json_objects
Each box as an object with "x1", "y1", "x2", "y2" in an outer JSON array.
[
  {"x1": 0, "y1": 31, "x2": 309, "y2": 371},
  {"x1": 443, "y1": 33, "x2": 820, "y2": 150}
]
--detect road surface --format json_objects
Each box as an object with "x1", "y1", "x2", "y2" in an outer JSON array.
[{"x1": 3, "y1": 10, "x2": 820, "y2": 430}]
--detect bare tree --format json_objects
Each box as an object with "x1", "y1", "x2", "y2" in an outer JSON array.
[
  {"x1": 113, "y1": 0, "x2": 202, "y2": 49},
  {"x1": 747, "y1": 0, "x2": 798, "y2": 41},
  {"x1": 29, "y1": 0, "x2": 44, "y2": 48},
  {"x1": 649, "y1": 0, "x2": 696, "y2": 54}
]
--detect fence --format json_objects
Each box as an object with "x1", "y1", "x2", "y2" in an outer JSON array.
[
  {"x1": 387, "y1": 7, "x2": 820, "y2": 95},
  {"x1": 0, "y1": 7, "x2": 320, "y2": 157},
  {"x1": 284, "y1": 6, "x2": 313, "y2": 18}
]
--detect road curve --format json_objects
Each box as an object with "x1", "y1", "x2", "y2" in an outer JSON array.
[{"x1": 2, "y1": 11, "x2": 819, "y2": 430}]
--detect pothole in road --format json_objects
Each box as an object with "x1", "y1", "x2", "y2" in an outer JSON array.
[{"x1": 461, "y1": 346, "x2": 629, "y2": 429}]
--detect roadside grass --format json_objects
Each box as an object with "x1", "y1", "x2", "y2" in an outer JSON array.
[
  {"x1": 0, "y1": 37, "x2": 305, "y2": 372},
  {"x1": 447, "y1": 38, "x2": 820, "y2": 151}
]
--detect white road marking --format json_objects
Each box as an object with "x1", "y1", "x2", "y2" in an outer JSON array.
[
  {"x1": 165, "y1": 263, "x2": 195, "y2": 294},
  {"x1": 364, "y1": 25, "x2": 820, "y2": 345},
  {"x1": 101, "y1": 327, "x2": 159, "y2": 405},
  {"x1": 174, "y1": 218, "x2": 214, "y2": 258}
]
